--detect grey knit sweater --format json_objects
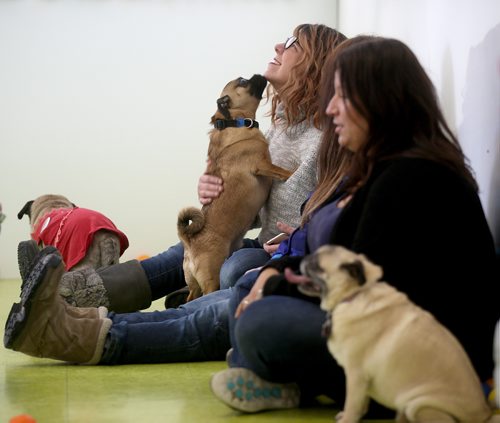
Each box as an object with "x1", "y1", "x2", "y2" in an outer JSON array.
[{"x1": 257, "y1": 118, "x2": 322, "y2": 244}]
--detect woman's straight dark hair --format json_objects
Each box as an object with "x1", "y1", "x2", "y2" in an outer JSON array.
[{"x1": 328, "y1": 36, "x2": 478, "y2": 194}]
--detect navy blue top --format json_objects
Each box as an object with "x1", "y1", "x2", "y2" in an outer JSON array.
[{"x1": 271, "y1": 183, "x2": 346, "y2": 259}]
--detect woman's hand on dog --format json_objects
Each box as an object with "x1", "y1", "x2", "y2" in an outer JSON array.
[
  {"x1": 235, "y1": 268, "x2": 279, "y2": 318},
  {"x1": 198, "y1": 172, "x2": 223, "y2": 205}
]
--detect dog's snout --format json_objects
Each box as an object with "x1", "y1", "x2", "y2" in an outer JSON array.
[
  {"x1": 248, "y1": 74, "x2": 267, "y2": 99},
  {"x1": 300, "y1": 253, "x2": 323, "y2": 276}
]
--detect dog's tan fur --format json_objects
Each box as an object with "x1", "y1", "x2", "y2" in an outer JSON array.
[
  {"x1": 298, "y1": 245, "x2": 495, "y2": 422},
  {"x1": 18, "y1": 194, "x2": 123, "y2": 271},
  {"x1": 178, "y1": 75, "x2": 292, "y2": 301}
]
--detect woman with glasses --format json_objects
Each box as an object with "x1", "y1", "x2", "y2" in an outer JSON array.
[
  {"x1": 198, "y1": 25, "x2": 345, "y2": 293},
  {"x1": 6, "y1": 24, "x2": 349, "y2": 366},
  {"x1": 23, "y1": 24, "x2": 348, "y2": 315}
]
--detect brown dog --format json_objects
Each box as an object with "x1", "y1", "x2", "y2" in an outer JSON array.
[
  {"x1": 296, "y1": 245, "x2": 495, "y2": 422},
  {"x1": 18, "y1": 194, "x2": 129, "y2": 271},
  {"x1": 178, "y1": 75, "x2": 292, "y2": 301}
]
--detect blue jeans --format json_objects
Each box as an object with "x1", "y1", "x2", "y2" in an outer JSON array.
[
  {"x1": 140, "y1": 239, "x2": 269, "y2": 299},
  {"x1": 99, "y1": 240, "x2": 271, "y2": 365},
  {"x1": 100, "y1": 288, "x2": 233, "y2": 364},
  {"x1": 219, "y1": 242, "x2": 270, "y2": 289},
  {"x1": 227, "y1": 274, "x2": 346, "y2": 402},
  {"x1": 140, "y1": 242, "x2": 185, "y2": 300}
]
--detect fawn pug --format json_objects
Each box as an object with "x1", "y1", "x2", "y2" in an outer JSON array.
[
  {"x1": 294, "y1": 245, "x2": 495, "y2": 422},
  {"x1": 18, "y1": 194, "x2": 128, "y2": 271},
  {"x1": 178, "y1": 75, "x2": 292, "y2": 301}
]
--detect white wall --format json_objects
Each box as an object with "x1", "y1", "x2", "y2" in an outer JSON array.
[
  {"x1": 0, "y1": 0, "x2": 338, "y2": 278},
  {"x1": 338, "y1": 0, "x2": 500, "y2": 252}
]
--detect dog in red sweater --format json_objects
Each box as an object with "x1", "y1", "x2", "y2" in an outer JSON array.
[{"x1": 18, "y1": 194, "x2": 129, "y2": 271}]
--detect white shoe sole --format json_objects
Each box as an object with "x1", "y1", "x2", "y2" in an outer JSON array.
[{"x1": 210, "y1": 368, "x2": 300, "y2": 413}]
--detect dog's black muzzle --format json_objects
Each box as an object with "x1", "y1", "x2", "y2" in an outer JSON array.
[
  {"x1": 247, "y1": 74, "x2": 267, "y2": 99},
  {"x1": 301, "y1": 253, "x2": 323, "y2": 277}
]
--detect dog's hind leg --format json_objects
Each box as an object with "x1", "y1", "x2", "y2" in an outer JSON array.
[
  {"x1": 183, "y1": 258, "x2": 203, "y2": 302},
  {"x1": 412, "y1": 408, "x2": 455, "y2": 422},
  {"x1": 75, "y1": 231, "x2": 121, "y2": 270},
  {"x1": 186, "y1": 284, "x2": 203, "y2": 302},
  {"x1": 184, "y1": 252, "x2": 225, "y2": 301},
  {"x1": 95, "y1": 231, "x2": 121, "y2": 266},
  {"x1": 196, "y1": 253, "x2": 227, "y2": 296}
]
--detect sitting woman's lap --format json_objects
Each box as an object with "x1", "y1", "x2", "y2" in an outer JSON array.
[{"x1": 232, "y1": 293, "x2": 346, "y2": 401}]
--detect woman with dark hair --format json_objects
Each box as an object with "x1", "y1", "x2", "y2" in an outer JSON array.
[{"x1": 210, "y1": 36, "x2": 498, "y2": 418}]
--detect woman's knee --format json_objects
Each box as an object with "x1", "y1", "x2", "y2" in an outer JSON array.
[
  {"x1": 219, "y1": 261, "x2": 242, "y2": 290},
  {"x1": 235, "y1": 297, "x2": 327, "y2": 361},
  {"x1": 235, "y1": 298, "x2": 296, "y2": 354},
  {"x1": 220, "y1": 248, "x2": 270, "y2": 289}
]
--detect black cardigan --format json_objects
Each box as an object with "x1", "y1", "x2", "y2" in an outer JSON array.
[{"x1": 267, "y1": 157, "x2": 499, "y2": 381}]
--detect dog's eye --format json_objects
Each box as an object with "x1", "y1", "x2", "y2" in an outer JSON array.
[{"x1": 237, "y1": 78, "x2": 249, "y2": 87}]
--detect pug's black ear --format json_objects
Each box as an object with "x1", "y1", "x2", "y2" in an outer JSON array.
[
  {"x1": 340, "y1": 260, "x2": 366, "y2": 285},
  {"x1": 216, "y1": 95, "x2": 231, "y2": 120},
  {"x1": 17, "y1": 200, "x2": 34, "y2": 220}
]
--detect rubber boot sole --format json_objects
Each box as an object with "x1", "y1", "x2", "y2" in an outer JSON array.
[
  {"x1": 17, "y1": 240, "x2": 57, "y2": 289},
  {"x1": 4, "y1": 252, "x2": 62, "y2": 349}
]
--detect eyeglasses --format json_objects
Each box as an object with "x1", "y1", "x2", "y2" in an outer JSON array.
[{"x1": 284, "y1": 36, "x2": 299, "y2": 50}]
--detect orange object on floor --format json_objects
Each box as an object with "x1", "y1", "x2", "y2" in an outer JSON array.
[{"x1": 9, "y1": 415, "x2": 36, "y2": 423}]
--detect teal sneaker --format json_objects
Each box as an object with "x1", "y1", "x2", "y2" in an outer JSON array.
[{"x1": 210, "y1": 368, "x2": 300, "y2": 413}]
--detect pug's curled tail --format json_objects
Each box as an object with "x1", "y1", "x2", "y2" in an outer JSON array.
[{"x1": 177, "y1": 207, "x2": 205, "y2": 242}]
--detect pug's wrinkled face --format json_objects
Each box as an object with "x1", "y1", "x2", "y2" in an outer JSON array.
[
  {"x1": 214, "y1": 75, "x2": 267, "y2": 120},
  {"x1": 299, "y1": 245, "x2": 383, "y2": 311}
]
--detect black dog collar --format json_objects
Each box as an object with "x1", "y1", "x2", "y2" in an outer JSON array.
[{"x1": 214, "y1": 118, "x2": 259, "y2": 130}]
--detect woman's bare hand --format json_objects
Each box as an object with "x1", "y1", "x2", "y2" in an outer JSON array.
[
  {"x1": 276, "y1": 221, "x2": 295, "y2": 235},
  {"x1": 235, "y1": 268, "x2": 278, "y2": 318},
  {"x1": 263, "y1": 221, "x2": 296, "y2": 254},
  {"x1": 198, "y1": 173, "x2": 223, "y2": 205}
]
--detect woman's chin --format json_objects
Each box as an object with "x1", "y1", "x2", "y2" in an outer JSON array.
[{"x1": 338, "y1": 138, "x2": 356, "y2": 153}]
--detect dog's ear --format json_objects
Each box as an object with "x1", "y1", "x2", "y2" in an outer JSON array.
[
  {"x1": 340, "y1": 260, "x2": 366, "y2": 285},
  {"x1": 17, "y1": 201, "x2": 34, "y2": 220},
  {"x1": 216, "y1": 95, "x2": 231, "y2": 120}
]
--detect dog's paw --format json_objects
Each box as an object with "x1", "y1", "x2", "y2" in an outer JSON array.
[{"x1": 335, "y1": 410, "x2": 360, "y2": 423}]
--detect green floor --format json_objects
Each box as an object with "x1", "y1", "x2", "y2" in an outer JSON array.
[{"x1": 0, "y1": 278, "x2": 391, "y2": 423}]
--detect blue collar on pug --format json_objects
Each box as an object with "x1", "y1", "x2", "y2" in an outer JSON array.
[{"x1": 214, "y1": 118, "x2": 259, "y2": 130}]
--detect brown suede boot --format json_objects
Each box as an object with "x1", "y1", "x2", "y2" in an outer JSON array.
[{"x1": 4, "y1": 251, "x2": 112, "y2": 364}]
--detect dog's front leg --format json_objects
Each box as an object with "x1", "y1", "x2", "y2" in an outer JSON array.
[
  {"x1": 253, "y1": 164, "x2": 293, "y2": 181},
  {"x1": 337, "y1": 368, "x2": 370, "y2": 423}
]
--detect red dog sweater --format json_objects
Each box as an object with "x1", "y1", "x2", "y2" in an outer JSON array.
[{"x1": 32, "y1": 207, "x2": 129, "y2": 270}]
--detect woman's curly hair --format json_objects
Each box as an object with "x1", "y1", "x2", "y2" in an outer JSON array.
[{"x1": 267, "y1": 24, "x2": 347, "y2": 130}]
